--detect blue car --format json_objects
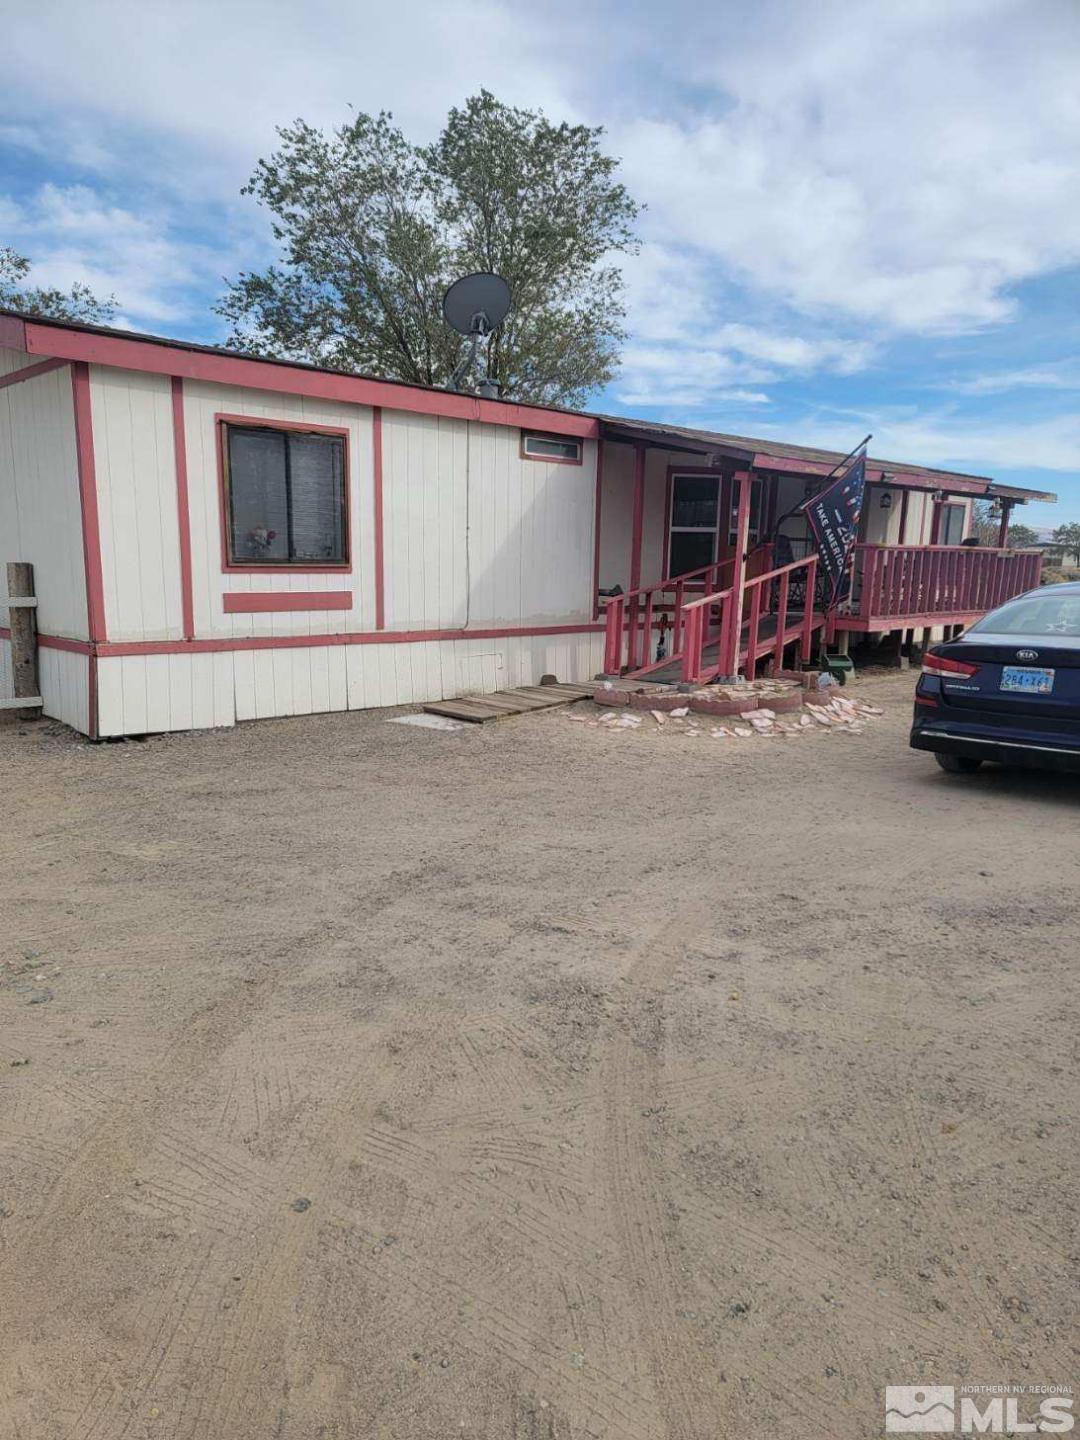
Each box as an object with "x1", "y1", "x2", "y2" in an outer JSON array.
[{"x1": 911, "y1": 581, "x2": 1080, "y2": 774}]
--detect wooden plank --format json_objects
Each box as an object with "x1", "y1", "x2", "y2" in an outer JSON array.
[
  {"x1": 462, "y1": 693, "x2": 555, "y2": 713},
  {"x1": 504, "y1": 687, "x2": 579, "y2": 704},
  {"x1": 423, "y1": 700, "x2": 503, "y2": 722}
]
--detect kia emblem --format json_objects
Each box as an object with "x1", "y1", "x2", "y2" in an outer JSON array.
[{"x1": 1016, "y1": 649, "x2": 1039, "y2": 660}]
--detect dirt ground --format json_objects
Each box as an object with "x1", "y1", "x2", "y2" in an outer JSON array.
[{"x1": 1, "y1": 671, "x2": 1076, "y2": 1440}]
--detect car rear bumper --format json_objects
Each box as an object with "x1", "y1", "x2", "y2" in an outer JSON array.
[{"x1": 911, "y1": 718, "x2": 1080, "y2": 772}]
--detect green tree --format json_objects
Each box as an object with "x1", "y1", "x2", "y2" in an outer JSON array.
[
  {"x1": 216, "y1": 92, "x2": 642, "y2": 408},
  {"x1": 1052, "y1": 521, "x2": 1080, "y2": 564},
  {"x1": 0, "y1": 247, "x2": 117, "y2": 324},
  {"x1": 1005, "y1": 522, "x2": 1039, "y2": 549}
]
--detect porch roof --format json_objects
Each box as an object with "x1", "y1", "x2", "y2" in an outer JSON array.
[{"x1": 597, "y1": 415, "x2": 1057, "y2": 505}]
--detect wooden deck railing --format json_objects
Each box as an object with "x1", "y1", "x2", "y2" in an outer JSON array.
[
  {"x1": 601, "y1": 547, "x2": 774, "y2": 677},
  {"x1": 680, "y1": 554, "x2": 820, "y2": 684},
  {"x1": 844, "y1": 544, "x2": 1041, "y2": 626}
]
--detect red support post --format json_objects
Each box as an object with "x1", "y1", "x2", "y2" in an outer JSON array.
[
  {"x1": 774, "y1": 570, "x2": 790, "y2": 670},
  {"x1": 996, "y1": 501, "x2": 1012, "y2": 549},
  {"x1": 720, "y1": 469, "x2": 752, "y2": 677},
  {"x1": 746, "y1": 582, "x2": 762, "y2": 674},
  {"x1": 603, "y1": 596, "x2": 624, "y2": 674},
  {"x1": 626, "y1": 441, "x2": 646, "y2": 673},
  {"x1": 629, "y1": 442, "x2": 646, "y2": 593},
  {"x1": 683, "y1": 605, "x2": 704, "y2": 685},
  {"x1": 801, "y1": 558, "x2": 818, "y2": 661}
]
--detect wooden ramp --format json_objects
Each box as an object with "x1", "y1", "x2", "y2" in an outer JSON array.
[{"x1": 424, "y1": 681, "x2": 595, "y2": 724}]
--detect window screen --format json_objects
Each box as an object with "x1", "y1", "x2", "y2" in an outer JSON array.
[{"x1": 226, "y1": 425, "x2": 347, "y2": 565}]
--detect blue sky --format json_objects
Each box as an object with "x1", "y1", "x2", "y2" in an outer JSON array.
[{"x1": 2, "y1": 0, "x2": 1078, "y2": 527}]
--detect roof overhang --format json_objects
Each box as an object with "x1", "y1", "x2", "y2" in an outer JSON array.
[
  {"x1": 597, "y1": 417, "x2": 1057, "y2": 506},
  {"x1": 0, "y1": 310, "x2": 599, "y2": 440},
  {"x1": 599, "y1": 419, "x2": 755, "y2": 464}
]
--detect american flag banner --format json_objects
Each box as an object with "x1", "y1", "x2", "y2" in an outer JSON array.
[{"x1": 800, "y1": 444, "x2": 868, "y2": 606}]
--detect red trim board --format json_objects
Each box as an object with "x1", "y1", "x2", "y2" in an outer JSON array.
[
  {"x1": 0, "y1": 357, "x2": 67, "y2": 391},
  {"x1": 70, "y1": 362, "x2": 106, "y2": 645},
  {"x1": 0, "y1": 316, "x2": 27, "y2": 350},
  {"x1": 17, "y1": 319, "x2": 599, "y2": 440},
  {"x1": 94, "y1": 621, "x2": 603, "y2": 658},
  {"x1": 5, "y1": 622, "x2": 601, "y2": 659},
  {"x1": 222, "y1": 592, "x2": 353, "y2": 613},
  {"x1": 1, "y1": 628, "x2": 91, "y2": 653}
]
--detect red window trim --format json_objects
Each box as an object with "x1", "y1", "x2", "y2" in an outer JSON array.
[
  {"x1": 216, "y1": 413, "x2": 353, "y2": 574},
  {"x1": 520, "y1": 431, "x2": 584, "y2": 466},
  {"x1": 222, "y1": 591, "x2": 353, "y2": 613}
]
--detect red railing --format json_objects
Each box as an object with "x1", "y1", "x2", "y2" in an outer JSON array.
[
  {"x1": 680, "y1": 554, "x2": 820, "y2": 684},
  {"x1": 602, "y1": 548, "x2": 774, "y2": 676},
  {"x1": 846, "y1": 544, "x2": 1042, "y2": 625}
]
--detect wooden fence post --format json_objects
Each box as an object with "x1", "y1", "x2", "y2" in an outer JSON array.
[{"x1": 3, "y1": 562, "x2": 41, "y2": 720}]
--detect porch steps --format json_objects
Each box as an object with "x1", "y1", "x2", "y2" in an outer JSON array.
[{"x1": 423, "y1": 681, "x2": 596, "y2": 724}]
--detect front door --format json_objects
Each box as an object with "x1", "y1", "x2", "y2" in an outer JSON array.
[{"x1": 668, "y1": 473, "x2": 721, "y2": 578}]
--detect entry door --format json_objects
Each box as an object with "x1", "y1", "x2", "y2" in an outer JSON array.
[{"x1": 668, "y1": 473, "x2": 721, "y2": 577}]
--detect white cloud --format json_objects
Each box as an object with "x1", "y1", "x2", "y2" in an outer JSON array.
[
  {"x1": 2, "y1": 184, "x2": 235, "y2": 325},
  {"x1": 1, "y1": 0, "x2": 1077, "y2": 400},
  {"x1": 772, "y1": 408, "x2": 1080, "y2": 475},
  {"x1": 612, "y1": 0, "x2": 1080, "y2": 333},
  {"x1": 944, "y1": 364, "x2": 1080, "y2": 395}
]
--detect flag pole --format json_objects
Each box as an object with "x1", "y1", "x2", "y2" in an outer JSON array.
[
  {"x1": 770, "y1": 434, "x2": 873, "y2": 542},
  {"x1": 820, "y1": 433, "x2": 872, "y2": 483}
]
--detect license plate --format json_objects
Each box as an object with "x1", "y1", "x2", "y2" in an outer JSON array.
[{"x1": 1000, "y1": 665, "x2": 1055, "y2": 694}]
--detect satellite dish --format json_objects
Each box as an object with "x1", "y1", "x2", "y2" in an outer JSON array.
[{"x1": 442, "y1": 272, "x2": 511, "y2": 338}]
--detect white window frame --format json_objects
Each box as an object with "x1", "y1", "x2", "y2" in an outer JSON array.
[{"x1": 668, "y1": 473, "x2": 722, "y2": 575}]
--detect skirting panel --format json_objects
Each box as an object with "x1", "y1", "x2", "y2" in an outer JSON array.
[
  {"x1": 34, "y1": 644, "x2": 91, "y2": 735},
  {"x1": 94, "y1": 631, "x2": 606, "y2": 737}
]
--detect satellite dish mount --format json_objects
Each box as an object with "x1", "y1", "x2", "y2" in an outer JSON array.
[{"x1": 442, "y1": 273, "x2": 511, "y2": 395}]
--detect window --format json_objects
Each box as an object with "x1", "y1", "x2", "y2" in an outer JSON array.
[
  {"x1": 521, "y1": 433, "x2": 583, "y2": 464},
  {"x1": 969, "y1": 592, "x2": 1080, "y2": 637},
  {"x1": 939, "y1": 503, "x2": 966, "y2": 546},
  {"x1": 668, "y1": 474, "x2": 720, "y2": 576},
  {"x1": 223, "y1": 423, "x2": 348, "y2": 566}
]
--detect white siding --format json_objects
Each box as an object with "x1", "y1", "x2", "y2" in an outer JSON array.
[
  {"x1": 466, "y1": 425, "x2": 596, "y2": 625},
  {"x1": 0, "y1": 359, "x2": 87, "y2": 640},
  {"x1": 38, "y1": 646, "x2": 91, "y2": 733},
  {"x1": 0, "y1": 635, "x2": 89, "y2": 735},
  {"x1": 90, "y1": 366, "x2": 183, "y2": 642},
  {"x1": 0, "y1": 347, "x2": 42, "y2": 378},
  {"x1": 94, "y1": 631, "x2": 605, "y2": 737},
  {"x1": 382, "y1": 410, "x2": 468, "y2": 630}
]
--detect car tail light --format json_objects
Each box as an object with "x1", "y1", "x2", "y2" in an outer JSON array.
[{"x1": 922, "y1": 653, "x2": 980, "y2": 679}]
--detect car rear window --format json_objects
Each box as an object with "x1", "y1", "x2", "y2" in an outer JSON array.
[{"x1": 969, "y1": 592, "x2": 1080, "y2": 637}]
